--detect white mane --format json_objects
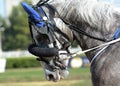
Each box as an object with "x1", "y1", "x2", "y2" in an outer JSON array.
[{"x1": 58, "y1": 0, "x2": 120, "y2": 30}]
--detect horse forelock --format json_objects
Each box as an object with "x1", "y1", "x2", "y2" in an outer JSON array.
[{"x1": 59, "y1": 0, "x2": 118, "y2": 30}]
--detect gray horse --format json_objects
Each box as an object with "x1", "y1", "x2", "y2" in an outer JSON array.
[
  {"x1": 23, "y1": 0, "x2": 120, "y2": 85},
  {"x1": 48, "y1": 0, "x2": 120, "y2": 85}
]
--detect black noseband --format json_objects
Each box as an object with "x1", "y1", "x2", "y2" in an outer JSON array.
[{"x1": 28, "y1": 44, "x2": 58, "y2": 57}]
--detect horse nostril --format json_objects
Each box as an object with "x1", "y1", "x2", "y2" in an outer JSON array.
[
  {"x1": 48, "y1": 74, "x2": 54, "y2": 80},
  {"x1": 48, "y1": 74, "x2": 58, "y2": 82}
]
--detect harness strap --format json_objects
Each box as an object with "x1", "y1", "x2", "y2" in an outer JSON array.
[
  {"x1": 35, "y1": 6, "x2": 48, "y2": 21},
  {"x1": 90, "y1": 45, "x2": 109, "y2": 64},
  {"x1": 37, "y1": 0, "x2": 50, "y2": 6},
  {"x1": 113, "y1": 27, "x2": 120, "y2": 39},
  {"x1": 70, "y1": 37, "x2": 120, "y2": 57},
  {"x1": 90, "y1": 27, "x2": 120, "y2": 64}
]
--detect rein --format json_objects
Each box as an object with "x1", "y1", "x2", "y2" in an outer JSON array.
[
  {"x1": 71, "y1": 37, "x2": 120, "y2": 57},
  {"x1": 72, "y1": 27, "x2": 120, "y2": 55}
]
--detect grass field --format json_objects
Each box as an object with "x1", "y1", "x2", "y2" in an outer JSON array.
[{"x1": 0, "y1": 67, "x2": 92, "y2": 86}]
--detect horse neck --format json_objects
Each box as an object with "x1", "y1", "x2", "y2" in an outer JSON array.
[{"x1": 75, "y1": 21, "x2": 120, "y2": 61}]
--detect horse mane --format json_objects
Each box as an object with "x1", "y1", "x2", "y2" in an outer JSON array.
[{"x1": 59, "y1": 0, "x2": 120, "y2": 30}]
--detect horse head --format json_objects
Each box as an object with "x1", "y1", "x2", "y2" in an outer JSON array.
[{"x1": 21, "y1": 1, "x2": 73, "y2": 82}]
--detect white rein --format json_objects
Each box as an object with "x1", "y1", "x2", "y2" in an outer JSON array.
[{"x1": 70, "y1": 38, "x2": 120, "y2": 64}]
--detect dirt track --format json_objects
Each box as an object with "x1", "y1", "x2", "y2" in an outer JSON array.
[{"x1": 0, "y1": 80, "x2": 83, "y2": 86}]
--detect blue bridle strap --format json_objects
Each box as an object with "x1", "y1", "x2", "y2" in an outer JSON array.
[{"x1": 113, "y1": 27, "x2": 120, "y2": 39}]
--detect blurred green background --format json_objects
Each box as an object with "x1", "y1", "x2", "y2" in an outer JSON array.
[{"x1": 0, "y1": 67, "x2": 92, "y2": 86}]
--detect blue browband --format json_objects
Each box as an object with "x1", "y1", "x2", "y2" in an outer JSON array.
[
  {"x1": 21, "y1": 2, "x2": 45, "y2": 27},
  {"x1": 113, "y1": 27, "x2": 120, "y2": 39}
]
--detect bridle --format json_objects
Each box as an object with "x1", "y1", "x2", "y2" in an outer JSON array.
[
  {"x1": 22, "y1": 1, "x2": 73, "y2": 71},
  {"x1": 36, "y1": 0, "x2": 50, "y2": 6},
  {"x1": 23, "y1": 0, "x2": 120, "y2": 65},
  {"x1": 22, "y1": 0, "x2": 120, "y2": 82},
  {"x1": 34, "y1": 0, "x2": 105, "y2": 40},
  {"x1": 35, "y1": 0, "x2": 113, "y2": 42}
]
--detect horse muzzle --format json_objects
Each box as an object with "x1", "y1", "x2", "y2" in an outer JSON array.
[{"x1": 44, "y1": 68, "x2": 69, "y2": 82}]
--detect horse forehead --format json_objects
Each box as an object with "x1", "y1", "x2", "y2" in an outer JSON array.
[{"x1": 40, "y1": 5, "x2": 73, "y2": 41}]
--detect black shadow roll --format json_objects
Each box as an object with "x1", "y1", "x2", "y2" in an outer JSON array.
[{"x1": 28, "y1": 44, "x2": 58, "y2": 57}]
